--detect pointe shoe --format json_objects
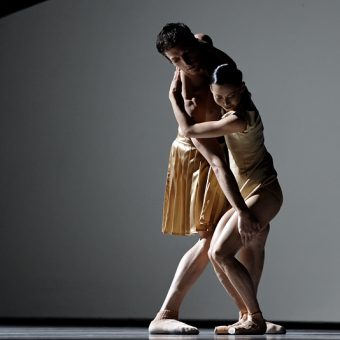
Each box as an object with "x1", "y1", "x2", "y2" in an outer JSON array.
[
  {"x1": 148, "y1": 310, "x2": 199, "y2": 335},
  {"x1": 214, "y1": 312, "x2": 248, "y2": 335},
  {"x1": 214, "y1": 325, "x2": 230, "y2": 335},
  {"x1": 228, "y1": 312, "x2": 266, "y2": 335},
  {"x1": 266, "y1": 321, "x2": 286, "y2": 334},
  {"x1": 149, "y1": 319, "x2": 199, "y2": 335}
]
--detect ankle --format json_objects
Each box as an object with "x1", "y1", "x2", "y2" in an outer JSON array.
[
  {"x1": 239, "y1": 310, "x2": 248, "y2": 321},
  {"x1": 154, "y1": 309, "x2": 178, "y2": 320},
  {"x1": 248, "y1": 311, "x2": 263, "y2": 321}
]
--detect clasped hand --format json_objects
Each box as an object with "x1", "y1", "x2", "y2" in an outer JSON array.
[
  {"x1": 169, "y1": 68, "x2": 182, "y2": 101},
  {"x1": 237, "y1": 210, "x2": 261, "y2": 247}
]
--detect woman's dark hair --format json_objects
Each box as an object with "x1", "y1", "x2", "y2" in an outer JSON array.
[
  {"x1": 211, "y1": 64, "x2": 253, "y2": 110},
  {"x1": 156, "y1": 23, "x2": 198, "y2": 55},
  {"x1": 211, "y1": 63, "x2": 243, "y2": 86}
]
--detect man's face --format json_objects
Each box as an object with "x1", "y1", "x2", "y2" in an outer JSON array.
[{"x1": 164, "y1": 44, "x2": 203, "y2": 75}]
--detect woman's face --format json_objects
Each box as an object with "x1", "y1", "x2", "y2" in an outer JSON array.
[{"x1": 210, "y1": 83, "x2": 244, "y2": 111}]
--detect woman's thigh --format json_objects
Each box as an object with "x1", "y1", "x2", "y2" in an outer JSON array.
[
  {"x1": 210, "y1": 207, "x2": 235, "y2": 249},
  {"x1": 245, "y1": 182, "x2": 283, "y2": 230},
  {"x1": 211, "y1": 183, "x2": 282, "y2": 254}
]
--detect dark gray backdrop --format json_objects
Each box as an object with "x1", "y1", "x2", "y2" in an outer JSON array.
[{"x1": 1, "y1": 0, "x2": 340, "y2": 322}]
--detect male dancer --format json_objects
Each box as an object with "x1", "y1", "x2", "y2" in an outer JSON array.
[{"x1": 149, "y1": 23, "x2": 285, "y2": 335}]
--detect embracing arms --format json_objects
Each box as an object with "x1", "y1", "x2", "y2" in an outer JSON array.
[
  {"x1": 169, "y1": 69, "x2": 246, "y2": 138},
  {"x1": 168, "y1": 69, "x2": 260, "y2": 245}
]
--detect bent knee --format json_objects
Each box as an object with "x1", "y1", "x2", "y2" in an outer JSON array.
[
  {"x1": 208, "y1": 244, "x2": 233, "y2": 265},
  {"x1": 207, "y1": 247, "x2": 214, "y2": 262}
]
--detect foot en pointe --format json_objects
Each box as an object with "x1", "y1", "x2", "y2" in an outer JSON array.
[{"x1": 149, "y1": 309, "x2": 286, "y2": 335}]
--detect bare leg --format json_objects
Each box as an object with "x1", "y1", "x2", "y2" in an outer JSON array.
[
  {"x1": 209, "y1": 209, "x2": 250, "y2": 334},
  {"x1": 208, "y1": 210, "x2": 248, "y2": 312},
  {"x1": 211, "y1": 189, "x2": 282, "y2": 335},
  {"x1": 239, "y1": 228, "x2": 268, "y2": 293},
  {"x1": 190, "y1": 138, "x2": 284, "y2": 334},
  {"x1": 211, "y1": 213, "x2": 266, "y2": 335},
  {"x1": 239, "y1": 230, "x2": 286, "y2": 334},
  {"x1": 214, "y1": 216, "x2": 262, "y2": 313},
  {"x1": 149, "y1": 232, "x2": 212, "y2": 334},
  {"x1": 213, "y1": 223, "x2": 285, "y2": 334}
]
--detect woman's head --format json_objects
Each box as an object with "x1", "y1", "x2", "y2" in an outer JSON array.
[{"x1": 210, "y1": 64, "x2": 247, "y2": 111}]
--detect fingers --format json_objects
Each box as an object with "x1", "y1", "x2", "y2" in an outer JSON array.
[
  {"x1": 169, "y1": 68, "x2": 182, "y2": 97},
  {"x1": 171, "y1": 68, "x2": 181, "y2": 86},
  {"x1": 173, "y1": 68, "x2": 181, "y2": 82},
  {"x1": 246, "y1": 232, "x2": 253, "y2": 245},
  {"x1": 245, "y1": 232, "x2": 252, "y2": 247},
  {"x1": 240, "y1": 229, "x2": 257, "y2": 247},
  {"x1": 240, "y1": 232, "x2": 247, "y2": 247},
  {"x1": 238, "y1": 213, "x2": 260, "y2": 247},
  {"x1": 240, "y1": 231, "x2": 250, "y2": 248}
]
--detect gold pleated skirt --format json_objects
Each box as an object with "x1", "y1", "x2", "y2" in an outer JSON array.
[{"x1": 162, "y1": 134, "x2": 228, "y2": 236}]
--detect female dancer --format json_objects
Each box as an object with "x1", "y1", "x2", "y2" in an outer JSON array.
[{"x1": 169, "y1": 64, "x2": 283, "y2": 335}]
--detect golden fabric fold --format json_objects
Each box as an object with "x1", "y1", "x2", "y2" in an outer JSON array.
[{"x1": 162, "y1": 133, "x2": 228, "y2": 236}]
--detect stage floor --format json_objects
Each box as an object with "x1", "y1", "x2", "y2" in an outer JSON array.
[{"x1": 1, "y1": 327, "x2": 340, "y2": 340}]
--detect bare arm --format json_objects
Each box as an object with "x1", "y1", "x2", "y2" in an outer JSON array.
[
  {"x1": 169, "y1": 69, "x2": 260, "y2": 245},
  {"x1": 192, "y1": 137, "x2": 248, "y2": 213},
  {"x1": 169, "y1": 69, "x2": 246, "y2": 137},
  {"x1": 192, "y1": 137, "x2": 260, "y2": 246}
]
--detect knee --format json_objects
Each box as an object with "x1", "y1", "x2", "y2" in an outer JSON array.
[
  {"x1": 208, "y1": 244, "x2": 233, "y2": 265},
  {"x1": 207, "y1": 246, "x2": 214, "y2": 263}
]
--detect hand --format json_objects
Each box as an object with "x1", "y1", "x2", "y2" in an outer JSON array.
[
  {"x1": 237, "y1": 209, "x2": 261, "y2": 247},
  {"x1": 169, "y1": 68, "x2": 182, "y2": 100}
]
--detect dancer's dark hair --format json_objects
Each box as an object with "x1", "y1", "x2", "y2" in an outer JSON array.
[
  {"x1": 212, "y1": 64, "x2": 253, "y2": 110},
  {"x1": 211, "y1": 64, "x2": 243, "y2": 86},
  {"x1": 156, "y1": 23, "x2": 198, "y2": 55}
]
